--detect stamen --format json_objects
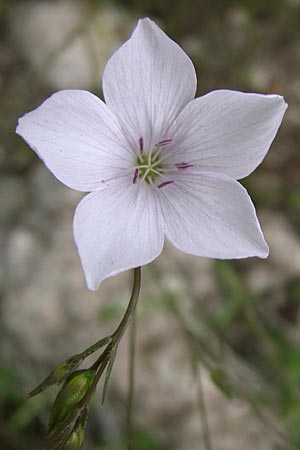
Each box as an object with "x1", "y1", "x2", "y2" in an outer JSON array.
[
  {"x1": 175, "y1": 162, "x2": 194, "y2": 169},
  {"x1": 147, "y1": 149, "x2": 151, "y2": 167},
  {"x1": 151, "y1": 160, "x2": 167, "y2": 171},
  {"x1": 141, "y1": 168, "x2": 151, "y2": 183},
  {"x1": 150, "y1": 168, "x2": 164, "y2": 177},
  {"x1": 157, "y1": 180, "x2": 175, "y2": 189},
  {"x1": 139, "y1": 137, "x2": 144, "y2": 153},
  {"x1": 133, "y1": 168, "x2": 139, "y2": 184},
  {"x1": 152, "y1": 150, "x2": 170, "y2": 167},
  {"x1": 158, "y1": 138, "x2": 172, "y2": 147},
  {"x1": 152, "y1": 144, "x2": 167, "y2": 164},
  {"x1": 151, "y1": 149, "x2": 163, "y2": 163},
  {"x1": 135, "y1": 140, "x2": 172, "y2": 186},
  {"x1": 148, "y1": 175, "x2": 154, "y2": 185}
]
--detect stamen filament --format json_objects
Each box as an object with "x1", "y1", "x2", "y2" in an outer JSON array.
[
  {"x1": 147, "y1": 149, "x2": 152, "y2": 167},
  {"x1": 148, "y1": 175, "x2": 154, "y2": 185},
  {"x1": 151, "y1": 147, "x2": 164, "y2": 163},
  {"x1": 141, "y1": 168, "x2": 151, "y2": 183},
  {"x1": 152, "y1": 151, "x2": 172, "y2": 167},
  {"x1": 151, "y1": 159, "x2": 165, "y2": 170},
  {"x1": 137, "y1": 154, "x2": 144, "y2": 164},
  {"x1": 150, "y1": 168, "x2": 164, "y2": 177}
]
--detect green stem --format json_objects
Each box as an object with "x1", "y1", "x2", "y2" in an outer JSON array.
[
  {"x1": 126, "y1": 311, "x2": 136, "y2": 450},
  {"x1": 80, "y1": 267, "x2": 141, "y2": 411},
  {"x1": 112, "y1": 267, "x2": 141, "y2": 344}
]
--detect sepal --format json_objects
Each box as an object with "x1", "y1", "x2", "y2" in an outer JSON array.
[{"x1": 28, "y1": 354, "x2": 84, "y2": 398}]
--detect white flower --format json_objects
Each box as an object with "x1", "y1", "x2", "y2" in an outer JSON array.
[{"x1": 16, "y1": 18, "x2": 287, "y2": 290}]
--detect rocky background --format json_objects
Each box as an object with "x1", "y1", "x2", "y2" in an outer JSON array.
[{"x1": 1, "y1": 1, "x2": 300, "y2": 449}]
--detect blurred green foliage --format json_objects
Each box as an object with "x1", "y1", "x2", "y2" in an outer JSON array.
[
  {"x1": 1, "y1": 0, "x2": 300, "y2": 449},
  {"x1": 94, "y1": 430, "x2": 167, "y2": 450},
  {"x1": 0, "y1": 364, "x2": 46, "y2": 449},
  {"x1": 213, "y1": 261, "x2": 300, "y2": 446}
]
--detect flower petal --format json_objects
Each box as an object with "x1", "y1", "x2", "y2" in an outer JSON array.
[
  {"x1": 16, "y1": 90, "x2": 133, "y2": 192},
  {"x1": 73, "y1": 183, "x2": 164, "y2": 290},
  {"x1": 102, "y1": 18, "x2": 197, "y2": 151},
  {"x1": 169, "y1": 90, "x2": 287, "y2": 180},
  {"x1": 160, "y1": 171, "x2": 269, "y2": 259}
]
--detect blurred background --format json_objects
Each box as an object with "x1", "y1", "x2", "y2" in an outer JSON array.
[{"x1": 0, "y1": 0, "x2": 300, "y2": 449}]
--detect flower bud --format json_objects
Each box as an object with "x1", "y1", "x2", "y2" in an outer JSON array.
[
  {"x1": 49, "y1": 370, "x2": 94, "y2": 431},
  {"x1": 61, "y1": 408, "x2": 88, "y2": 450},
  {"x1": 61, "y1": 428, "x2": 84, "y2": 450}
]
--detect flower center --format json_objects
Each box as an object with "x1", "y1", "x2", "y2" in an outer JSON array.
[
  {"x1": 132, "y1": 137, "x2": 177, "y2": 189},
  {"x1": 135, "y1": 149, "x2": 166, "y2": 184}
]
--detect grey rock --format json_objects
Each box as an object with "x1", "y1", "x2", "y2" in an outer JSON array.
[{"x1": 9, "y1": 0, "x2": 134, "y2": 90}]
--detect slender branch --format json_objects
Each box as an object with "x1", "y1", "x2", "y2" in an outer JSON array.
[
  {"x1": 112, "y1": 267, "x2": 141, "y2": 344},
  {"x1": 126, "y1": 312, "x2": 136, "y2": 450},
  {"x1": 80, "y1": 267, "x2": 142, "y2": 411}
]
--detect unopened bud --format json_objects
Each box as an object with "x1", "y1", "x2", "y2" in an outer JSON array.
[
  {"x1": 62, "y1": 429, "x2": 83, "y2": 450},
  {"x1": 61, "y1": 409, "x2": 88, "y2": 450},
  {"x1": 49, "y1": 370, "x2": 94, "y2": 431}
]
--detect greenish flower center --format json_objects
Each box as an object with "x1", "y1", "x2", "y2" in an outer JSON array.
[
  {"x1": 135, "y1": 149, "x2": 166, "y2": 184},
  {"x1": 132, "y1": 137, "x2": 176, "y2": 189}
]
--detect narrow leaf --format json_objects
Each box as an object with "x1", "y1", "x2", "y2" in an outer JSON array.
[
  {"x1": 79, "y1": 335, "x2": 112, "y2": 359},
  {"x1": 102, "y1": 347, "x2": 117, "y2": 405}
]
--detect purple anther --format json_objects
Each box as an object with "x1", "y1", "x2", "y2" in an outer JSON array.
[
  {"x1": 175, "y1": 162, "x2": 194, "y2": 169},
  {"x1": 158, "y1": 138, "x2": 172, "y2": 147},
  {"x1": 139, "y1": 137, "x2": 144, "y2": 153},
  {"x1": 133, "y1": 168, "x2": 139, "y2": 184},
  {"x1": 157, "y1": 180, "x2": 175, "y2": 189}
]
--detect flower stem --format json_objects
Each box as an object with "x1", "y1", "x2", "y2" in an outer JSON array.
[
  {"x1": 80, "y1": 267, "x2": 141, "y2": 411},
  {"x1": 112, "y1": 267, "x2": 141, "y2": 344},
  {"x1": 126, "y1": 311, "x2": 136, "y2": 450}
]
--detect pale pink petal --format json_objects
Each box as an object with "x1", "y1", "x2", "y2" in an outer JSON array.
[
  {"x1": 16, "y1": 90, "x2": 133, "y2": 192},
  {"x1": 169, "y1": 90, "x2": 287, "y2": 180},
  {"x1": 73, "y1": 183, "x2": 164, "y2": 290},
  {"x1": 159, "y1": 171, "x2": 268, "y2": 259},
  {"x1": 102, "y1": 18, "x2": 196, "y2": 151}
]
